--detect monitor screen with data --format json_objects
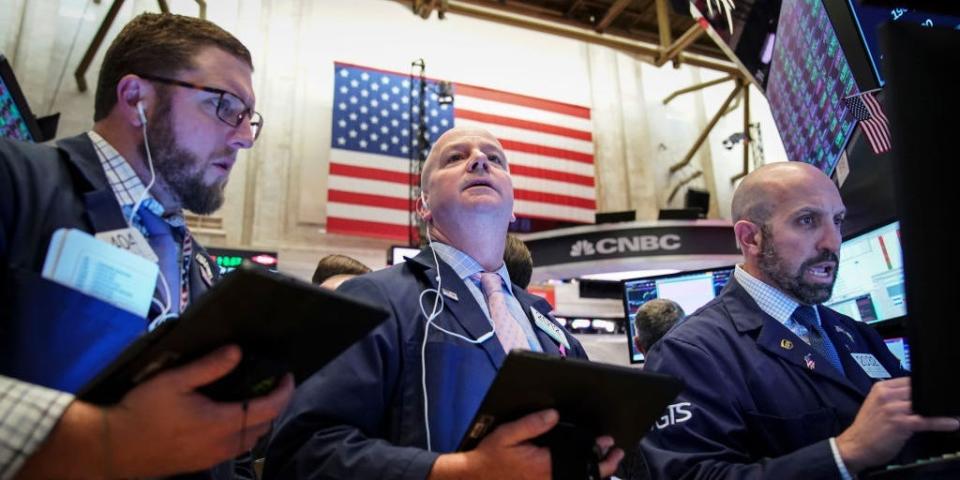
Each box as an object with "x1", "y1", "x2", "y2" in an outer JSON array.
[
  {"x1": 623, "y1": 266, "x2": 734, "y2": 363},
  {"x1": 825, "y1": 221, "x2": 905, "y2": 324}
]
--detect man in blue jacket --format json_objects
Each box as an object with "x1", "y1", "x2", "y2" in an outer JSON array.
[
  {"x1": 0, "y1": 13, "x2": 292, "y2": 479},
  {"x1": 264, "y1": 126, "x2": 623, "y2": 479},
  {"x1": 641, "y1": 161, "x2": 959, "y2": 479}
]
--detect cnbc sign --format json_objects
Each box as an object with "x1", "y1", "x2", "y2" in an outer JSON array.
[
  {"x1": 525, "y1": 224, "x2": 738, "y2": 266},
  {"x1": 568, "y1": 234, "x2": 681, "y2": 257}
]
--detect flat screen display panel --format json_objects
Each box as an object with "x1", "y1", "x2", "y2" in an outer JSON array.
[
  {"x1": 623, "y1": 266, "x2": 734, "y2": 363},
  {"x1": 825, "y1": 221, "x2": 905, "y2": 324},
  {"x1": 764, "y1": 0, "x2": 859, "y2": 174}
]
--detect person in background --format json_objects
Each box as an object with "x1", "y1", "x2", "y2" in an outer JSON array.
[
  {"x1": 632, "y1": 299, "x2": 685, "y2": 355},
  {"x1": 312, "y1": 254, "x2": 372, "y2": 290},
  {"x1": 503, "y1": 233, "x2": 533, "y2": 290},
  {"x1": 0, "y1": 13, "x2": 293, "y2": 479}
]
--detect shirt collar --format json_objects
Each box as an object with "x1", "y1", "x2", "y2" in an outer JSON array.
[
  {"x1": 734, "y1": 264, "x2": 803, "y2": 325},
  {"x1": 87, "y1": 131, "x2": 186, "y2": 232},
  {"x1": 430, "y1": 242, "x2": 513, "y2": 287}
]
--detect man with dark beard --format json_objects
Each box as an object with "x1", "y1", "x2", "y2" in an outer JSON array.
[
  {"x1": 640, "y1": 162, "x2": 959, "y2": 479},
  {"x1": 0, "y1": 13, "x2": 293, "y2": 479}
]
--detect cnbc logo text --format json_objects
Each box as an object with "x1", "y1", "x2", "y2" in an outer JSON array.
[{"x1": 569, "y1": 234, "x2": 681, "y2": 257}]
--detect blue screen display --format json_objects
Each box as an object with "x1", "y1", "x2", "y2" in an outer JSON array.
[
  {"x1": 0, "y1": 78, "x2": 34, "y2": 142},
  {"x1": 623, "y1": 267, "x2": 733, "y2": 363},
  {"x1": 848, "y1": 3, "x2": 960, "y2": 86}
]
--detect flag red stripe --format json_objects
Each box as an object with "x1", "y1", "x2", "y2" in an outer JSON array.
[
  {"x1": 514, "y1": 212, "x2": 591, "y2": 224},
  {"x1": 455, "y1": 83, "x2": 591, "y2": 119},
  {"x1": 865, "y1": 119, "x2": 890, "y2": 148},
  {"x1": 333, "y1": 62, "x2": 591, "y2": 120},
  {"x1": 327, "y1": 217, "x2": 411, "y2": 241},
  {"x1": 328, "y1": 189, "x2": 415, "y2": 210},
  {"x1": 455, "y1": 108, "x2": 593, "y2": 141},
  {"x1": 332, "y1": 161, "x2": 595, "y2": 188},
  {"x1": 500, "y1": 139, "x2": 594, "y2": 164},
  {"x1": 514, "y1": 190, "x2": 596, "y2": 209},
  {"x1": 510, "y1": 164, "x2": 595, "y2": 187},
  {"x1": 331, "y1": 184, "x2": 592, "y2": 209},
  {"x1": 330, "y1": 163, "x2": 416, "y2": 185}
]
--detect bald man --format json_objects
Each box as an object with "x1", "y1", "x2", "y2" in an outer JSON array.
[
  {"x1": 264, "y1": 127, "x2": 622, "y2": 479},
  {"x1": 640, "y1": 162, "x2": 959, "y2": 479}
]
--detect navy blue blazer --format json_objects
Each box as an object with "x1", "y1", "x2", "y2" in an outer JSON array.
[
  {"x1": 641, "y1": 278, "x2": 907, "y2": 480},
  {"x1": 0, "y1": 135, "x2": 232, "y2": 479},
  {"x1": 0, "y1": 134, "x2": 219, "y2": 392},
  {"x1": 263, "y1": 249, "x2": 587, "y2": 480}
]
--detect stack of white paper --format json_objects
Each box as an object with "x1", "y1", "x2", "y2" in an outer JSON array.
[{"x1": 42, "y1": 229, "x2": 158, "y2": 318}]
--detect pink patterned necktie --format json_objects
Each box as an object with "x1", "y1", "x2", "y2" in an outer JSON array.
[{"x1": 477, "y1": 272, "x2": 529, "y2": 354}]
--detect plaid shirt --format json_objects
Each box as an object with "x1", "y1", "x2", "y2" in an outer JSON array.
[
  {"x1": 88, "y1": 131, "x2": 192, "y2": 320},
  {"x1": 87, "y1": 131, "x2": 187, "y2": 234},
  {"x1": 0, "y1": 377, "x2": 73, "y2": 479},
  {"x1": 734, "y1": 264, "x2": 822, "y2": 344}
]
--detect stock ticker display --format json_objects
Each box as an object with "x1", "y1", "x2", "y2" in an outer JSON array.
[
  {"x1": 765, "y1": 0, "x2": 857, "y2": 174},
  {"x1": 0, "y1": 78, "x2": 34, "y2": 141}
]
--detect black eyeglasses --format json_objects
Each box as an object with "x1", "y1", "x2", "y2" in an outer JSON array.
[{"x1": 137, "y1": 73, "x2": 263, "y2": 140}]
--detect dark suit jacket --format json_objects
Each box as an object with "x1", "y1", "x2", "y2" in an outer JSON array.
[
  {"x1": 264, "y1": 249, "x2": 587, "y2": 479},
  {"x1": 0, "y1": 134, "x2": 233, "y2": 479},
  {"x1": 640, "y1": 278, "x2": 907, "y2": 480}
]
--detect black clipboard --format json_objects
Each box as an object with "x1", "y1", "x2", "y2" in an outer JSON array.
[
  {"x1": 77, "y1": 262, "x2": 387, "y2": 404},
  {"x1": 458, "y1": 351, "x2": 683, "y2": 451}
]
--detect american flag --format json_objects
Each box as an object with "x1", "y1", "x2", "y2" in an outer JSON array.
[
  {"x1": 804, "y1": 353, "x2": 816, "y2": 371},
  {"x1": 326, "y1": 62, "x2": 596, "y2": 242},
  {"x1": 842, "y1": 90, "x2": 891, "y2": 154}
]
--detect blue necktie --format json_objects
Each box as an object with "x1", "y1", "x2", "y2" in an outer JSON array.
[
  {"x1": 793, "y1": 305, "x2": 844, "y2": 375},
  {"x1": 138, "y1": 207, "x2": 181, "y2": 315}
]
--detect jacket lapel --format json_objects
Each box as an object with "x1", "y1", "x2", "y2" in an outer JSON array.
[
  {"x1": 724, "y1": 279, "x2": 867, "y2": 398},
  {"x1": 57, "y1": 134, "x2": 128, "y2": 233},
  {"x1": 819, "y1": 307, "x2": 874, "y2": 396},
  {"x1": 407, "y1": 250, "x2": 505, "y2": 369}
]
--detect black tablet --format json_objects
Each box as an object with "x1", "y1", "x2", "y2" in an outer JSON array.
[
  {"x1": 458, "y1": 350, "x2": 683, "y2": 451},
  {"x1": 78, "y1": 262, "x2": 387, "y2": 404}
]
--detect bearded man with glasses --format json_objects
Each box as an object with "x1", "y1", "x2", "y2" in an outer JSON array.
[{"x1": 0, "y1": 13, "x2": 292, "y2": 479}]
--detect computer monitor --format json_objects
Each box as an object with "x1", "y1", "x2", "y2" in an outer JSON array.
[
  {"x1": 388, "y1": 246, "x2": 421, "y2": 265},
  {"x1": 0, "y1": 55, "x2": 42, "y2": 142},
  {"x1": 763, "y1": 0, "x2": 859, "y2": 174},
  {"x1": 882, "y1": 21, "x2": 960, "y2": 416},
  {"x1": 883, "y1": 336, "x2": 911, "y2": 371},
  {"x1": 622, "y1": 266, "x2": 734, "y2": 364},
  {"x1": 824, "y1": 2, "x2": 960, "y2": 90},
  {"x1": 824, "y1": 220, "x2": 905, "y2": 325}
]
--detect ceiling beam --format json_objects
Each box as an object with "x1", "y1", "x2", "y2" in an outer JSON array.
[
  {"x1": 654, "y1": 0, "x2": 672, "y2": 48},
  {"x1": 422, "y1": 0, "x2": 724, "y2": 59},
  {"x1": 595, "y1": 0, "x2": 632, "y2": 33},
  {"x1": 405, "y1": 0, "x2": 739, "y2": 75},
  {"x1": 565, "y1": 0, "x2": 585, "y2": 17},
  {"x1": 655, "y1": 21, "x2": 705, "y2": 66}
]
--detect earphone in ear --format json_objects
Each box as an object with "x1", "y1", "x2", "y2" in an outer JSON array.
[
  {"x1": 136, "y1": 101, "x2": 147, "y2": 125},
  {"x1": 420, "y1": 192, "x2": 429, "y2": 210}
]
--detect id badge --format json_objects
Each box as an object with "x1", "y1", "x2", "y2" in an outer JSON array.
[
  {"x1": 96, "y1": 228, "x2": 159, "y2": 263},
  {"x1": 851, "y1": 353, "x2": 892, "y2": 379}
]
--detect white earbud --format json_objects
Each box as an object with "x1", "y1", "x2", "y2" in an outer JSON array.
[
  {"x1": 420, "y1": 192, "x2": 429, "y2": 210},
  {"x1": 136, "y1": 101, "x2": 147, "y2": 125}
]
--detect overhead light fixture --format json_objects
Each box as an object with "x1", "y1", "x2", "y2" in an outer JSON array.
[{"x1": 579, "y1": 269, "x2": 681, "y2": 281}]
